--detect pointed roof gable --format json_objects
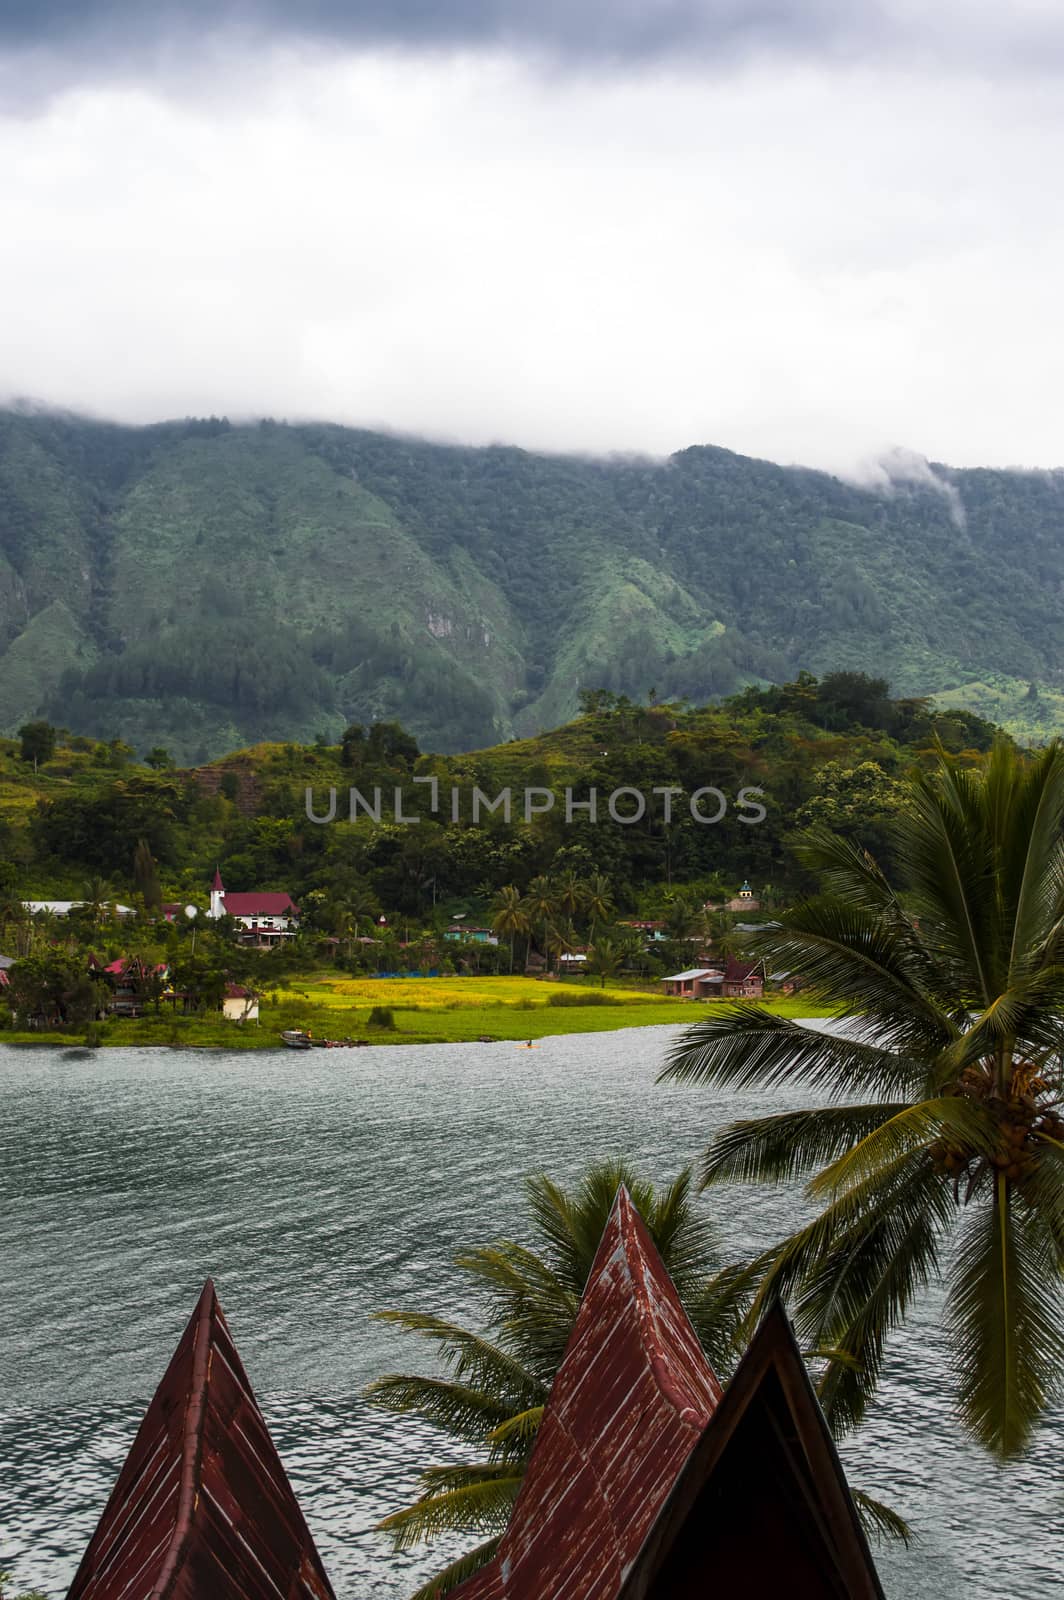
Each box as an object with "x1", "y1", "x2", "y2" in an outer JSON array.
[
  {"x1": 453, "y1": 1193, "x2": 883, "y2": 1600},
  {"x1": 452, "y1": 1187, "x2": 723, "y2": 1600},
  {"x1": 618, "y1": 1297, "x2": 884, "y2": 1598},
  {"x1": 212, "y1": 867, "x2": 225, "y2": 891},
  {"x1": 66, "y1": 1280, "x2": 336, "y2": 1600}
]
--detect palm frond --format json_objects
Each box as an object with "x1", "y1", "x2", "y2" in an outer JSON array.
[
  {"x1": 807, "y1": 1097, "x2": 997, "y2": 1198},
  {"x1": 700, "y1": 1104, "x2": 906, "y2": 1189},
  {"x1": 369, "y1": 1312, "x2": 542, "y2": 1403},
  {"x1": 946, "y1": 1174, "x2": 1064, "y2": 1457},
  {"x1": 487, "y1": 1406, "x2": 544, "y2": 1450},
  {"x1": 363, "y1": 1375, "x2": 519, "y2": 1447},
  {"x1": 661, "y1": 1007, "x2": 926, "y2": 1098},
  {"x1": 378, "y1": 1474, "x2": 523, "y2": 1550},
  {"x1": 739, "y1": 895, "x2": 957, "y2": 1050},
  {"x1": 802, "y1": 1161, "x2": 952, "y2": 1436},
  {"x1": 850, "y1": 1489, "x2": 913, "y2": 1546},
  {"x1": 406, "y1": 1537, "x2": 503, "y2": 1600}
]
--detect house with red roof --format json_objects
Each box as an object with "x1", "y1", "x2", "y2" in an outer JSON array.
[{"x1": 207, "y1": 868, "x2": 301, "y2": 947}]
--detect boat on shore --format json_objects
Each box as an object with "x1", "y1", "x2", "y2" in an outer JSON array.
[{"x1": 280, "y1": 1030, "x2": 366, "y2": 1050}]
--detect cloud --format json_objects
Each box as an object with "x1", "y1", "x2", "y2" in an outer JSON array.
[
  {"x1": 849, "y1": 448, "x2": 968, "y2": 529},
  {"x1": 2, "y1": 52, "x2": 1063, "y2": 474},
  {"x1": 4, "y1": 0, "x2": 1064, "y2": 103}
]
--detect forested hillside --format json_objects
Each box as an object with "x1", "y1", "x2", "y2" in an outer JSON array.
[{"x1": 2, "y1": 408, "x2": 1063, "y2": 760}]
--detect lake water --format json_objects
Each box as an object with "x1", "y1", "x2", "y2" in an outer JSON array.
[{"x1": 1, "y1": 1029, "x2": 1061, "y2": 1598}]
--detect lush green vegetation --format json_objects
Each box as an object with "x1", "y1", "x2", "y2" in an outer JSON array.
[
  {"x1": 3, "y1": 409, "x2": 1064, "y2": 758},
  {"x1": 664, "y1": 739, "x2": 1064, "y2": 1459},
  {"x1": 0, "y1": 674, "x2": 999, "y2": 1046}
]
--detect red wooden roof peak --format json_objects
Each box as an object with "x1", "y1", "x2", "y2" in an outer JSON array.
[
  {"x1": 212, "y1": 867, "x2": 225, "y2": 891},
  {"x1": 453, "y1": 1188, "x2": 884, "y2": 1600},
  {"x1": 66, "y1": 1279, "x2": 336, "y2": 1600},
  {"x1": 451, "y1": 1186, "x2": 723, "y2": 1600}
]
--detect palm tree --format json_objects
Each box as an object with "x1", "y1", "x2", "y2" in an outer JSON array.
[
  {"x1": 545, "y1": 916, "x2": 580, "y2": 976},
  {"x1": 554, "y1": 869, "x2": 585, "y2": 921},
  {"x1": 490, "y1": 886, "x2": 529, "y2": 974},
  {"x1": 664, "y1": 896, "x2": 702, "y2": 943},
  {"x1": 586, "y1": 936, "x2": 621, "y2": 988},
  {"x1": 365, "y1": 1162, "x2": 745, "y2": 1600},
  {"x1": 521, "y1": 876, "x2": 556, "y2": 967},
  {"x1": 661, "y1": 739, "x2": 1064, "y2": 1458},
  {"x1": 582, "y1": 873, "x2": 614, "y2": 942}
]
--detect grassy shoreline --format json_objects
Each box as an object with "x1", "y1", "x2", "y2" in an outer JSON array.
[{"x1": 0, "y1": 975, "x2": 836, "y2": 1051}]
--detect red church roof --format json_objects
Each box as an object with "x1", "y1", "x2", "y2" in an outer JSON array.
[
  {"x1": 452, "y1": 1188, "x2": 723, "y2": 1600},
  {"x1": 66, "y1": 1280, "x2": 336, "y2": 1600},
  {"x1": 222, "y1": 893, "x2": 300, "y2": 918},
  {"x1": 212, "y1": 867, "x2": 225, "y2": 891}
]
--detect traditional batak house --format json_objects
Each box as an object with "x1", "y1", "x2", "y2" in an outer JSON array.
[
  {"x1": 207, "y1": 868, "x2": 301, "y2": 949},
  {"x1": 66, "y1": 1280, "x2": 336, "y2": 1600},
  {"x1": 88, "y1": 955, "x2": 169, "y2": 1018},
  {"x1": 721, "y1": 955, "x2": 766, "y2": 998},
  {"x1": 68, "y1": 1190, "x2": 883, "y2": 1599}
]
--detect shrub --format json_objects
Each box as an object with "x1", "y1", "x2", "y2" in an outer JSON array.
[
  {"x1": 547, "y1": 990, "x2": 622, "y2": 1008},
  {"x1": 368, "y1": 1005, "x2": 396, "y2": 1030}
]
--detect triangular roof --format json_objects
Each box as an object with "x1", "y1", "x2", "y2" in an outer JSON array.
[
  {"x1": 212, "y1": 866, "x2": 225, "y2": 891},
  {"x1": 451, "y1": 1187, "x2": 723, "y2": 1600},
  {"x1": 66, "y1": 1280, "x2": 336, "y2": 1600},
  {"x1": 453, "y1": 1190, "x2": 883, "y2": 1600},
  {"x1": 618, "y1": 1298, "x2": 885, "y2": 1599}
]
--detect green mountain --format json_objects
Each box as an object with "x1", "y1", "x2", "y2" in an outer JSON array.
[{"x1": 2, "y1": 408, "x2": 1062, "y2": 760}]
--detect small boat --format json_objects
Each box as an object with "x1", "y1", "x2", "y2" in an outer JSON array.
[{"x1": 281, "y1": 1030, "x2": 313, "y2": 1050}]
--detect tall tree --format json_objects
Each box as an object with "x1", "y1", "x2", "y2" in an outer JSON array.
[
  {"x1": 490, "y1": 886, "x2": 529, "y2": 975},
  {"x1": 17, "y1": 721, "x2": 56, "y2": 772},
  {"x1": 662, "y1": 739, "x2": 1064, "y2": 1458}
]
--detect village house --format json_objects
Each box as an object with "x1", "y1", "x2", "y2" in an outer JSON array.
[
  {"x1": 23, "y1": 899, "x2": 135, "y2": 918},
  {"x1": 662, "y1": 957, "x2": 765, "y2": 1001},
  {"x1": 88, "y1": 955, "x2": 169, "y2": 1018},
  {"x1": 723, "y1": 879, "x2": 761, "y2": 913},
  {"x1": 222, "y1": 983, "x2": 259, "y2": 1022},
  {"x1": 207, "y1": 869, "x2": 301, "y2": 948},
  {"x1": 444, "y1": 923, "x2": 499, "y2": 944},
  {"x1": 617, "y1": 918, "x2": 667, "y2": 942}
]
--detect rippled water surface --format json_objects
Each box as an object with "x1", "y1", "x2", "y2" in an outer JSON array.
[{"x1": 1, "y1": 1030, "x2": 1061, "y2": 1597}]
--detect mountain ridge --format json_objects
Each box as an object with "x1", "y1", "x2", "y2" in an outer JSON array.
[{"x1": 2, "y1": 408, "x2": 1062, "y2": 761}]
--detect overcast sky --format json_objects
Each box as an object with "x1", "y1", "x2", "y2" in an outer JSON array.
[{"x1": 2, "y1": 1, "x2": 1064, "y2": 473}]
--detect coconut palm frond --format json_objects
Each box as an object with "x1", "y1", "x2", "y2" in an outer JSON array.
[
  {"x1": 487, "y1": 1406, "x2": 544, "y2": 1450},
  {"x1": 378, "y1": 1474, "x2": 523, "y2": 1550},
  {"x1": 850, "y1": 1489, "x2": 913, "y2": 1546},
  {"x1": 370, "y1": 1312, "x2": 541, "y2": 1400},
  {"x1": 806, "y1": 1097, "x2": 997, "y2": 1199},
  {"x1": 947, "y1": 1175, "x2": 1064, "y2": 1458},
  {"x1": 699, "y1": 1105, "x2": 906, "y2": 1189},
  {"x1": 798, "y1": 1160, "x2": 952, "y2": 1436},
  {"x1": 363, "y1": 1375, "x2": 521, "y2": 1446},
  {"x1": 662, "y1": 1008, "x2": 925, "y2": 1098},
  {"x1": 406, "y1": 1537, "x2": 503, "y2": 1600}
]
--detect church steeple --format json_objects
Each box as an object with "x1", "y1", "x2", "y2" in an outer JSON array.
[{"x1": 209, "y1": 866, "x2": 226, "y2": 919}]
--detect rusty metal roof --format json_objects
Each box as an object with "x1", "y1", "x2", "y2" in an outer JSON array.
[
  {"x1": 452, "y1": 1187, "x2": 884, "y2": 1600},
  {"x1": 65, "y1": 1280, "x2": 336, "y2": 1600},
  {"x1": 451, "y1": 1186, "x2": 724, "y2": 1600}
]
